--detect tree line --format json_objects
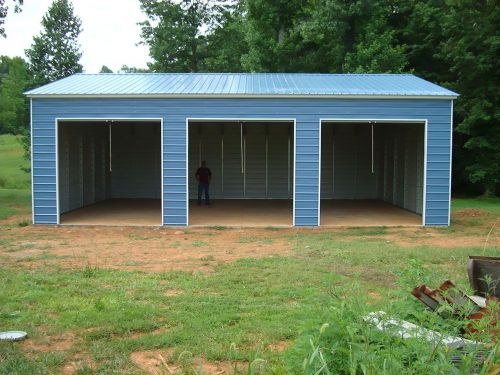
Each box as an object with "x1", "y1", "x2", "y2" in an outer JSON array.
[{"x1": 0, "y1": 0, "x2": 498, "y2": 195}]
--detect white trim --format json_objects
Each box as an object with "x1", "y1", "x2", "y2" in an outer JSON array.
[
  {"x1": 55, "y1": 117, "x2": 162, "y2": 122},
  {"x1": 54, "y1": 117, "x2": 164, "y2": 226},
  {"x1": 26, "y1": 94, "x2": 458, "y2": 100},
  {"x1": 185, "y1": 117, "x2": 189, "y2": 226},
  {"x1": 186, "y1": 118, "x2": 297, "y2": 226},
  {"x1": 293, "y1": 120, "x2": 297, "y2": 226},
  {"x1": 30, "y1": 99, "x2": 34, "y2": 224},
  {"x1": 319, "y1": 118, "x2": 428, "y2": 227},
  {"x1": 55, "y1": 119, "x2": 60, "y2": 223},
  {"x1": 187, "y1": 118, "x2": 296, "y2": 122},
  {"x1": 160, "y1": 118, "x2": 164, "y2": 226},
  {"x1": 423, "y1": 120, "x2": 428, "y2": 226},
  {"x1": 448, "y1": 101, "x2": 454, "y2": 226},
  {"x1": 317, "y1": 121, "x2": 321, "y2": 226}
]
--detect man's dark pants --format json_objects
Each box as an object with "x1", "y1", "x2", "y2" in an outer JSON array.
[{"x1": 198, "y1": 183, "x2": 210, "y2": 205}]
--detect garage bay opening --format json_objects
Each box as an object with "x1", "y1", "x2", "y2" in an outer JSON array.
[
  {"x1": 321, "y1": 121, "x2": 425, "y2": 226},
  {"x1": 188, "y1": 120, "x2": 294, "y2": 226},
  {"x1": 58, "y1": 120, "x2": 162, "y2": 225}
]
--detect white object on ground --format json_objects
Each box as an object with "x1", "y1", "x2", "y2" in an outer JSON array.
[
  {"x1": 0, "y1": 331, "x2": 28, "y2": 341},
  {"x1": 469, "y1": 295, "x2": 487, "y2": 308},
  {"x1": 363, "y1": 311, "x2": 480, "y2": 348}
]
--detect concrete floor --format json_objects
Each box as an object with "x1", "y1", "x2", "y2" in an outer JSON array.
[
  {"x1": 189, "y1": 200, "x2": 293, "y2": 227},
  {"x1": 60, "y1": 199, "x2": 161, "y2": 226},
  {"x1": 321, "y1": 199, "x2": 422, "y2": 226},
  {"x1": 59, "y1": 198, "x2": 421, "y2": 227}
]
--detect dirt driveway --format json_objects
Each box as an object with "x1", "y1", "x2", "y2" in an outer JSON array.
[{"x1": 0, "y1": 208, "x2": 497, "y2": 273}]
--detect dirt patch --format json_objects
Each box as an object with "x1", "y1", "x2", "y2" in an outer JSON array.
[
  {"x1": 0, "y1": 226, "x2": 292, "y2": 272},
  {"x1": 61, "y1": 352, "x2": 96, "y2": 375},
  {"x1": 163, "y1": 289, "x2": 184, "y2": 297},
  {"x1": 367, "y1": 291, "x2": 383, "y2": 305},
  {"x1": 267, "y1": 341, "x2": 290, "y2": 352},
  {"x1": 130, "y1": 349, "x2": 175, "y2": 374},
  {"x1": 455, "y1": 208, "x2": 492, "y2": 218},
  {"x1": 22, "y1": 332, "x2": 74, "y2": 354},
  {"x1": 130, "y1": 349, "x2": 250, "y2": 375},
  {"x1": 0, "y1": 213, "x2": 498, "y2": 273}
]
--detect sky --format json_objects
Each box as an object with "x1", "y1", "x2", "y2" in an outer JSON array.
[{"x1": 0, "y1": 0, "x2": 151, "y2": 73}]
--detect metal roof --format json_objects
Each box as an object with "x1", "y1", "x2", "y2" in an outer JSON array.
[{"x1": 25, "y1": 73, "x2": 458, "y2": 98}]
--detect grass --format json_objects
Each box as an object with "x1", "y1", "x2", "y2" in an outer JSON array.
[
  {"x1": 0, "y1": 136, "x2": 499, "y2": 373},
  {"x1": 0, "y1": 134, "x2": 31, "y2": 221},
  {"x1": 0, "y1": 134, "x2": 30, "y2": 189},
  {"x1": 1, "y1": 222, "x2": 498, "y2": 373},
  {"x1": 452, "y1": 196, "x2": 500, "y2": 215}
]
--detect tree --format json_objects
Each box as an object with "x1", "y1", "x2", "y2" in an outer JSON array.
[
  {"x1": 242, "y1": 0, "x2": 307, "y2": 72},
  {"x1": 139, "y1": 0, "x2": 245, "y2": 72},
  {"x1": 25, "y1": 0, "x2": 82, "y2": 86},
  {"x1": 119, "y1": 65, "x2": 149, "y2": 73},
  {"x1": 201, "y1": 2, "x2": 247, "y2": 72},
  {"x1": 99, "y1": 65, "x2": 113, "y2": 73},
  {"x1": 140, "y1": 0, "x2": 210, "y2": 72},
  {"x1": 440, "y1": 0, "x2": 500, "y2": 195},
  {"x1": 0, "y1": 0, "x2": 22, "y2": 37},
  {"x1": 0, "y1": 56, "x2": 29, "y2": 134}
]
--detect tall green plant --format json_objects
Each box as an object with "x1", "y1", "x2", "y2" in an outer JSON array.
[
  {"x1": 0, "y1": 56, "x2": 29, "y2": 135},
  {"x1": 25, "y1": 0, "x2": 82, "y2": 86}
]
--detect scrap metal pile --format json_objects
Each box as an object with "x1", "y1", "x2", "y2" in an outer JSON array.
[{"x1": 364, "y1": 256, "x2": 499, "y2": 371}]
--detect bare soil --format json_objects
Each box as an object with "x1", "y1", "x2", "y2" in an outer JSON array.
[
  {"x1": 130, "y1": 349, "x2": 249, "y2": 374},
  {"x1": 0, "y1": 211, "x2": 498, "y2": 272}
]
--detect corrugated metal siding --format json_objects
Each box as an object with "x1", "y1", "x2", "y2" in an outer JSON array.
[
  {"x1": 188, "y1": 122, "x2": 292, "y2": 199},
  {"x1": 31, "y1": 98, "x2": 452, "y2": 226},
  {"x1": 221, "y1": 124, "x2": 244, "y2": 198},
  {"x1": 110, "y1": 123, "x2": 161, "y2": 199},
  {"x1": 245, "y1": 125, "x2": 266, "y2": 198},
  {"x1": 58, "y1": 123, "x2": 109, "y2": 213},
  {"x1": 321, "y1": 124, "x2": 378, "y2": 199},
  {"x1": 26, "y1": 73, "x2": 459, "y2": 97},
  {"x1": 267, "y1": 124, "x2": 293, "y2": 199},
  {"x1": 374, "y1": 124, "x2": 424, "y2": 214}
]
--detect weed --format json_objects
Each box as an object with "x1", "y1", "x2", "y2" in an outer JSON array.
[
  {"x1": 17, "y1": 220, "x2": 30, "y2": 227},
  {"x1": 128, "y1": 233, "x2": 154, "y2": 241},
  {"x1": 192, "y1": 240, "x2": 208, "y2": 247},
  {"x1": 82, "y1": 264, "x2": 100, "y2": 278},
  {"x1": 238, "y1": 236, "x2": 274, "y2": 244},
  {"x1": 200, "y1": 255, "x2": 215, "y2": 262},
  {"x1": 209, "y1": 226, "x2": 227, "y2": 231},
  {"x1": 265, "y1": 226, "x2": 282, "y2": 231}
]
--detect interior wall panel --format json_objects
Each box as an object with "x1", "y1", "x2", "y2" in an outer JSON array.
[
  {"x1": 268, "y1": 124, "x2": 293, "y2": 198},
  {"x1": 245, "y1": 125, "x2": 266, "y2": 198},
  {"x1": 188, "y1": 122, "x2": 292, "y2": 199},
  {"x1": 58, "y1": 123, "x2": 109, "y2": 214},
  {"x1": 321, "y1": 122, "x2": 424, "y2": 214},
  {"x1": 220, "y1": 124, "x2": 244, "y2": 198},
  {"x1": 110, "y1": 123, "x2": 161, "y2": 199}
]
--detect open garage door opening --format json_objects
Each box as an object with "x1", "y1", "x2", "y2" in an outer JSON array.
[
  {"x1": 188, "y1": 120, "x2": 294, "y2": 226},
  {"x1": 57, "y1": 120, "x2": 162, "y2": 226},
  {"x1": 320, "y1": 121, "x2": 425, "y2": 226}
]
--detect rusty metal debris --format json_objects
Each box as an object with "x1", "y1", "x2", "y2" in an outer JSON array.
[
  {"x1": 411, "y1": 280, "x2": 481, "y2": 316},
  {"x1": 365, "y1": 256, "x2": 499, "y2": 371},
  {"x1": 468, "y1": 256, "x2": 500, "y2": 298},
  {"x1": 410, "y1": 256, "x2": 499, "y2": 342}
]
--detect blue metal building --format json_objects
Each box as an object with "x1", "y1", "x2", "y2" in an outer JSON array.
[{"x1": 26, "y1": 73, "x2": 457, "y2": 227}]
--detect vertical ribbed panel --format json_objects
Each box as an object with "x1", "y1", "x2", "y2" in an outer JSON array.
[{"x1": 32, "y1": 98, "x2": 452, "y2": 226}]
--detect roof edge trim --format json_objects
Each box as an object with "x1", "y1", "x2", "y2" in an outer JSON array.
[{"x1": 26, "y1": 94, "x2": 458, "y2": 99}]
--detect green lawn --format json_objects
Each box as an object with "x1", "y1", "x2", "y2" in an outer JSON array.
[
  {"x1": 0, "y1": 133, "x2": 499, "y2": 374},
  {"x1": 0, "y1": 134, "x2": 30, "y2": 189},
  {"x1": 453, "y1": 196, "x2": 500, "y2": 216},
  {"x1": 0, "y1": 134, "x2": 31, "y2": 220}
]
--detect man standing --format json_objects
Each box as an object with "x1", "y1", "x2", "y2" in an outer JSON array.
[{"x1": 195, "y1": 160, "x2": 212, "y2": 205}]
